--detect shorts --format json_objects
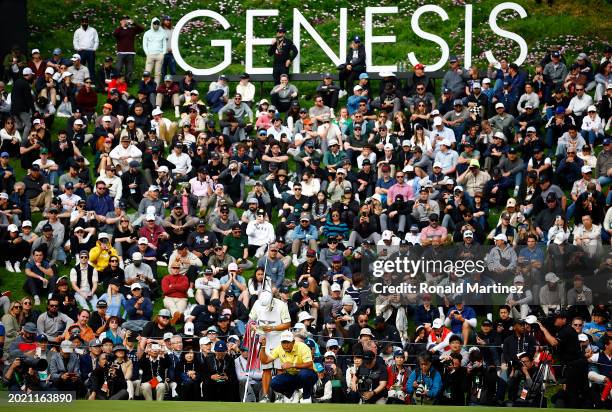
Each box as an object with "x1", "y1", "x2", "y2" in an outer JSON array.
[{"x1": 262, "y1": 358, "x2": 282, "y2": 370}]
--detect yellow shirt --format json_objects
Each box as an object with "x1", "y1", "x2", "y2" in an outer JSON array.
[{"x1": 269, "y1": 341, "x2": 313, "y2": 374}]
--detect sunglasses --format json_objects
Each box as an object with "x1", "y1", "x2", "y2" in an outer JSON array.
[
  {"x1": 48, "y1": 304, "x2": 59, "y2": 307},
  {"x1": 13, "y1": 306, "x2": 22, "y2": 309}
]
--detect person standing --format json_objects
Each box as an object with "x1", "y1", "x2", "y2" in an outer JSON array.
[
  {"x1": 114, "y1": 15, "x2": 144, "y2": 85},
  {"x1": 73, "y1": 16, "x2": 99, "y2": 79},
  {"x1": 143, "y1": 18, "x2": 167, "y2": 86},
  {"x1": 249, "y1": 290, "x2": 292, "y2": 402},
  {"x1": 10, "y1": 68, "x2": 35, "y2": 138},
  {"x1": 267, "y1": 25, "x2": 298, "y2": 85},
  {"x1": 160, "y1": 16, "x2": 176, "y2": 80}
]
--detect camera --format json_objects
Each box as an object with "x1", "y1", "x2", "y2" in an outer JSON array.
[
  {"x1": 19, "y1": 356, "x2": 48, "y2": 371},
  {"x1": 357, "y1": 371, "x2": 373, "y2": 393},
  {"x1": 414, "y1": 383, "x2": 426, "y2": 400}
]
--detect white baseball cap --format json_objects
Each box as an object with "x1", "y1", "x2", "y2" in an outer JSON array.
[
  {"x1": 298, "y1": 311, "x2": 315, "y2": 322},
  {"x1": 432, "y1": 318, "x2": 444, "y2": 329},
  {"x1": 71, "y1": 53, "x2": 81, "y2": 61},
  {"x1": 44, "y1": 67, "x2": 54, "y2": 75},
  {"x1": 280, "y1": 331, "x2": 295, "y2": 342},
  {"x1": 137, "y1": 237, "x2": 148, "y2": 245},
  {"x1": 495, "y1": 102, "x2": 505, "y2": 109},
  {"x1": 74, "y1": 119, "x2": 84, "y2": 126},
  {"x1": 381, "y1": 230, "x2": 393, "y2": 240},
  {"x1": 330, "y1": 283, "x2": 342, "y2": 292},
  {"x1": 130, "y1": 283, "x2": 142, "y2": 290},
  {"x1": 493, "y1": 233, "x2": 508, "y2": 242},
  {"x1": 152, "y1": 108, "x2": 163, "y2": 116},
  {"x1": 22, "y1": 68, "x2": 34, "y2": 76},
  {"x1": 545, "y1": 272, "x2": 560, "y2": 283},
  {"x1": 102, "y1": 115, "x2": 112, "y2": 122},
  {"x1": 359, "y1": 327, "x2": 374, "y2": 336},
  {"x1": 433, "y1": 116, "x2": 443, "y2": 126},
  {"x1": 384, "y1": 143, "x2": 394, "y2": 150}
]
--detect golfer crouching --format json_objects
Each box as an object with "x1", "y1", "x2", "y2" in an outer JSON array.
[{"x1": 259, "y1": 331, "x2": 318, "y2": 403}]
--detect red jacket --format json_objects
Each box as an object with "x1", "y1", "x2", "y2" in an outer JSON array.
[
  {"x1": 107, "y1": 79, "x2": 128, "y2": 98},
  {"x1": 161, "y1": 274, "x2": 189, "y2": 298},
  {"x1": 139, "y1": 224, "x2": 166, "y2": 248},
  {"x1": 156, "y1": 82, "x2": 180, "y2": 97},
  {"x1": 386, "y1": 364, "x2": 410, "y2": 403}
]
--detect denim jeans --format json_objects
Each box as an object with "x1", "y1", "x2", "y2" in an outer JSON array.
[
  {"x1": 271, "y1": 369, "x2": 318, "y2": 400},
  {"x1": 161, "y1": 52, "x2": 176, "y2": 78}
]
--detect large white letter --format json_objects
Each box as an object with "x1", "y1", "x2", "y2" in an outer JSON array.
[
  {"x1": 292, "y1": 8, "x2": 347, "y2": 74},
  {"x1": 246, "y1": 9, "x2": 279, "y2": 74},
  {"x1": 365, "y1": 7, "x2": 398, "y2": 73},
  {"x1": 485, "y1": 2, "x2": 528, "y2": 67},
  {"x1": 172, "y1": 10, "x2": 231, "y2": 76},
  {"x1": 407, "y1": 5, "x2": 450, "y2": 73},
  {"x1": 464, "y1": 4, "x2": 473, "y2": 69}
]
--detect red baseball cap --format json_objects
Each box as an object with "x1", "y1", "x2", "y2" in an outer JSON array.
[{"x1": 414, "y1": 63, "x2": 425, "y2": 70}]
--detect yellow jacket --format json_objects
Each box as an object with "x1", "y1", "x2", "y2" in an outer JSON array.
[{"x1": 89, "y1": 241, "x2": 119, "y2": 272}]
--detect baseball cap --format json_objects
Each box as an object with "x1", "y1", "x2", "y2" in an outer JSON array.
[{"x1": 280, "y1": 331, "x2": 294, "y2": 342}]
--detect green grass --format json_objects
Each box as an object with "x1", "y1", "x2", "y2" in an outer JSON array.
[
  {"x1": 3, "y1": 0, "x2": 608, "y2": 309},
  {"x1": 27, "y1": 0, "x2": 611, "y2": 80},
  {"x1": 0, "y1": 399, "x2": 592, "y2": 411}
]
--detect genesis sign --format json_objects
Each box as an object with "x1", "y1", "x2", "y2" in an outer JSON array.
[{"x1": 171, "y1": 2, "x2": 528, "y2": 75}]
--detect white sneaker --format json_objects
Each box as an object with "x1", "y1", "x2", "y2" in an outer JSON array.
[
  {"x1": 274, "y1": 394, "x2": 286, "y2": 403},
  {"x1": 13, "y1": 262, "x2": 21, "y2": 273},
  {"x1": 259, "y1": 395, "x2": 270, "y2": 403},
  {"x1": 289, "y1": 391, "x2": 301, "y2": 403},
  {"x1": 34, "y1": 295, "x2": 41, "y2": 306},
  {"x1": 300, "y1": 397, "x2": 312, "y2": 403},
  {"x1": 292, "y1": 254, "x2": 300, "y2": 267},
  {"x1": 174, "y1": 106, "x2": 180, "y2": 118},
  {"x1": 339, "y1": 90, "x2": 347, "y2": 99},
  {"x1": 157, "y1": 261, "x2": 168, "y2": 267},
  {"x1": 5, "y1": 261, "x2": 14, "y2": 272}
]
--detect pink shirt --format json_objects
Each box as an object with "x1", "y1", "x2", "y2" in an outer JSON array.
[
  {"x1": 420, "y1": 225, "x2": 448, "y2": 243},
  {"x1": 387, "y1": 183, "x2": 414, "y2": 205}
]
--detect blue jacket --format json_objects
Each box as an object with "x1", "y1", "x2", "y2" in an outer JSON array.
[
  {"x1": 406, "y1": 367, "x2": 442, "y2": 400},
  {"x1": 347, "y1": 95, "x2": 367, "y2": 115},
  {"x1": 86, "y1": 193, "x2": 114, "y2": 216},
  {"x1": 125, "y1": 296, "x2": 153, "y2": 321},
  {"x1": 446, "y1": 305, "x2": 476, "y2": 335},
  {"x1": 292, "y1": 223, "x2": 318, "y2": 241}
]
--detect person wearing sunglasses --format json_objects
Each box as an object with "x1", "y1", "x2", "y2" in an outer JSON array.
[
  {"x1": 36, "y1": 297, "x2": 75, "y2": 342},
  {"x1": 142, "y1": 17, "x2": 166, "y2": 86}
]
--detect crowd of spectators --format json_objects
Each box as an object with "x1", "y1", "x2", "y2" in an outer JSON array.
[{"x1": 0, "y1": 15, "x2": 611, "y2": 408}]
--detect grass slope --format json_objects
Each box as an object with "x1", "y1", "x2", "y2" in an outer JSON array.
[
  {"x1": 0, "y1": 399, "x2": 594, "y2": 411},
  {"x1": 28, "y1": 0, "x2": 611, "y2": 76},
  {"x1": 4, "y1": 2, "x2": 607, "y2": 310}
]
